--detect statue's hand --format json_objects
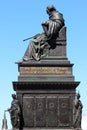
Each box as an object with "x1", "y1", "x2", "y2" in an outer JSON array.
[{"x1": 7, "y1": 108, "x2": 10, "y2": 111}]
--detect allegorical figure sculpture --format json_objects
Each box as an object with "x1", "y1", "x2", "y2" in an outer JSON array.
[
  {"x1": 22, "y1": 5, "x2": 65, "y2": 61},
  {"x1": 7, "y1": 94, "x2": 21, "y2": 129},
  {"x1": 73, "y1": 93, "x2": 83, "y2": 128}
]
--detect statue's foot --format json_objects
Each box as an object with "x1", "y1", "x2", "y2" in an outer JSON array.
[
  {"x1": 23, "y1": 58, "x2": 33, "y2": 61},
  {"x1": 15, "y1": 59, "x2": 23, "y2": 64},
  {"x1": 23, "y1": 57, "x2": 28, "y2": 61},
  {"x1": 16, "y1": 57, "x2": 29, "y2": 63}
]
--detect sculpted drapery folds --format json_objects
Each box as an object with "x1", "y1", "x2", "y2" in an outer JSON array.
[
  {"x1": 23, "y1": 5, "x2": 65, "y2": 61},
  {"x1": 8, "y1": 94, "x2": 21, "y2": 129},
  {"x1": 73, "y1": 93, "x2": 83, "y2": 128}
]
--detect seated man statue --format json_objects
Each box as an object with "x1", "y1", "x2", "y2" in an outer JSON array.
[{"x1": 23, "y1": 5, "x2": 65, "y2": 61}]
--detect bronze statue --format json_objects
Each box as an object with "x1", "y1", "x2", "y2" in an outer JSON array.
[
  {"x1": 22, "y1": 5, "x2": 65, "y2": 61},
  {"x1": 73, "y1": 93, "x2": 83, "y2": 128},
  {"x1": 7, "y1": 94, "x2": 21, "y2": 129}
]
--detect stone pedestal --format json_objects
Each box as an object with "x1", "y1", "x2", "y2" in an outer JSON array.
[{"x1": 13, "y1": 58, "x2": 79, "y2": 129}]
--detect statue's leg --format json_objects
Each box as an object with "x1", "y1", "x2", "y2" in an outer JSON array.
[
  {"x1": 31, "y1": 42, "x2": 41, "y2": 61},
  {"x1": 23, "y1": 41, "x2": 34, "y2": 61}
]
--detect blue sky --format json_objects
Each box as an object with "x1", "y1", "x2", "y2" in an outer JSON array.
[{"x1": 0, "y1": 0, "x2": 87, "y2": 129}]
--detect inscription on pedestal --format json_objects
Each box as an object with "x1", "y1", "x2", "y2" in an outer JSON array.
[{"x1": 20, "y1": 67, "x2": 72, "y2": 75}]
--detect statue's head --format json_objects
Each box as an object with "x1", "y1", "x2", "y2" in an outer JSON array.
[
  {"x1": 46, "y1": 5, "x2": 56, "y2": 15},
  {"x1": 12, "y1": 94, "x2": 16, "y2": 99},
  {"x1": 77, "y1": 92, "x2": 80, "y2": 99}
]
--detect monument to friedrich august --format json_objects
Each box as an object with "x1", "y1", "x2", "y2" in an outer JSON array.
[{"x1": 7, "y1": 5, "x2": 83, "y2": 130}]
